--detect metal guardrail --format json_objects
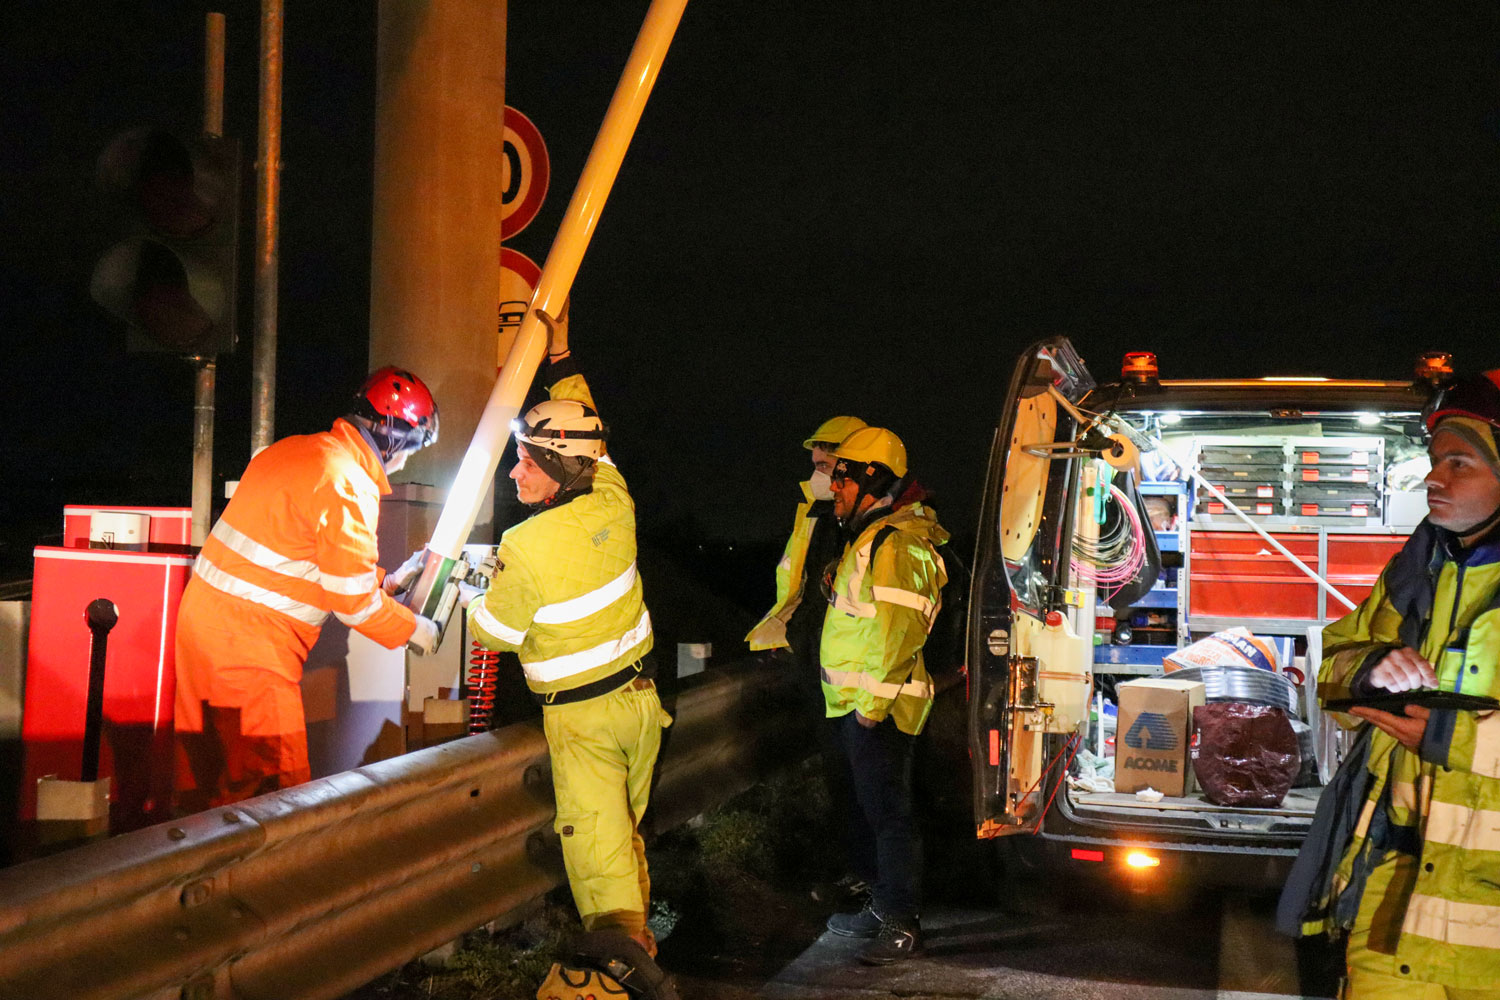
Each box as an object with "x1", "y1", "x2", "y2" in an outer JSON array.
[{"x1": 0, "y1": 662, "x2": 808, "y2": 1000}]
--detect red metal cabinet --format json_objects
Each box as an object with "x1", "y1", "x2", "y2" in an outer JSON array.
[
  {"x1": 21, "y1": 547, "x2": 193, "y2": 832},
  {"x1": 1188, "y1": 529, "x2": 1407, "y2": 623},
  {"x1": 1188, "y1": 531, "x2": 1321, "y2": 619}
]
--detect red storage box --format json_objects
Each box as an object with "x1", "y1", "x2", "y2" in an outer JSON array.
[{"x1": 1188, "y1": 531, "x2": 1321, "y2": 620}]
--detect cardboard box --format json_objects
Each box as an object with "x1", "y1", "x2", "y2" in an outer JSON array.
[{"x1": 1115, "y1": 678, "x2": 1205, "y2": 797}]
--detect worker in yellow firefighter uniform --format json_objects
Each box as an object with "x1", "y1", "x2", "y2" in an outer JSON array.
[
  {"x1": 174, "y1": 367, "x2": 442, "y2": 812},
  {"x1": 467, "y1": 306, "x2": 670, "y2": 961},
  {"x1": 1307, "y1": 370, "x2": 1500, "y2": 999},
  {"x1": 818, "y1": 427, "x2": 948, "y2": 966},
  {"x1": 746, "y1": 415, "x2": 871, "y2": 904}
]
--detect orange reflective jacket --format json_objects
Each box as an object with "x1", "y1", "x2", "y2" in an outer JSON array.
[{"x1": 181, "y1": 418, "x2": 416, "y2": 684}]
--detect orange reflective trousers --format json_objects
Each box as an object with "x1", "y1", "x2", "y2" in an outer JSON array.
[{"x1": 173, "y1": 580, "x2": 315, "y2": 812}]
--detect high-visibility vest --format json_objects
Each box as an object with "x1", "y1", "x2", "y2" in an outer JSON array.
[
  {"x1": 819, "y1": 502, "x2": 948, "y2": 736},
  {"x1": 746, "y1": 480, "x2": 820, "y2": 651},
  {"x1": 185, "y1": 418, "x2": 417, "y2": 675},
  {"x1": 1316, "y1": 521, "x2": 1500, "y2": 987},
  {"x1": 467, "y1": 374, "x2": 653, "y2": 697}
]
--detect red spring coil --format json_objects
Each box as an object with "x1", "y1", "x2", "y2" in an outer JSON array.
[{"x1": 468, "y1": 641, "x2": 501, "y2": 733}]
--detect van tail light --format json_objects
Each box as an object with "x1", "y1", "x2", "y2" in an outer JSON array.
[{"x1": 1071, "y1": 848, "x2": 1104, "y2": 862}]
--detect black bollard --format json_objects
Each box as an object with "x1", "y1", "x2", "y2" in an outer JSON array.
[{"x1": 80, "y1": 598, "x2": 119, "y2": 783}]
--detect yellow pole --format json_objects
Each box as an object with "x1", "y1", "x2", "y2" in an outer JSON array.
[{"x1": 406, "y1": 0, "x2": 689, "y2": 619}]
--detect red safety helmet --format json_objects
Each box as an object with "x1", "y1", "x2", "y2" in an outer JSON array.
[
  {"x1": 352, "y1": 366, "x2": 439, "y2": 455},
  {"x1": 1423, "y1": 369, "x2": 1500, "y2": 434}
]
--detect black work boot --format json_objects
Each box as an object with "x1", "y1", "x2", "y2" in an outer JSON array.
[
  {"x1": 811, "y1": 873, "x2": 871, "y2": 905},
  {"x1": 825, "y1": 901, "x2": 884, "y2": 938},
  {"x1": 858, "y1": 916, "x2": 922, "y2": 965}
]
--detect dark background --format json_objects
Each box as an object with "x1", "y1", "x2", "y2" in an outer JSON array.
[{"x1": 4, "y1": 2, "x2": 1497, "y2": 581}]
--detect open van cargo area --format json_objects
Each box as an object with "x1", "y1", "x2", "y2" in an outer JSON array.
[{"x1": 1059, "y1": 397, "x2": 1427, "y2": 836}]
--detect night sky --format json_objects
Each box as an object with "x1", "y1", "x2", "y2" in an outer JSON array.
[{"x1": 4, "y1": 3, "x2": 1498, "y2": 577}]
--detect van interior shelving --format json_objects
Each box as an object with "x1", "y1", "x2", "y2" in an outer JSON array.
[{"x1": 1064, "y1": 400, "x2": 1429, "y2": 834}]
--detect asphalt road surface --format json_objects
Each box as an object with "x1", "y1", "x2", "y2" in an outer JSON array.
[{"x1": 759, "y1": 892, "x2": 1341, "y2": 1000}]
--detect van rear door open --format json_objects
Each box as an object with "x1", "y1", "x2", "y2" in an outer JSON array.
[{"x1": 968, "y1": 337, "x2": 1098, "y2": 837}]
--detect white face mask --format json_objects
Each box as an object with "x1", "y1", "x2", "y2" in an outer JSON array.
[{"x1": 809, "y1": 470, "x2": 834, "y2": 501}]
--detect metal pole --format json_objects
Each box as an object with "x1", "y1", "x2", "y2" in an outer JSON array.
[
  {"x1": 191, "y1": 13, "x2": 226, "y2": 547},
  {"x1": 203, "y1": 13, "x2": 225, "y2": 138},
  {"x1": 251, "y1": 0, "x2": 284, "y2": 454},
  {"x1": 190, "y1": 359, "x2": 217, "y2": 545},
  {"x1": 416, "y1": 0, "x2": 688, "y2": 585}
]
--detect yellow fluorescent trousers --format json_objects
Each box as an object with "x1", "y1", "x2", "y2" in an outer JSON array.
[{"x1": 544, "y1": 682, "x2": 672, "y2": 930}]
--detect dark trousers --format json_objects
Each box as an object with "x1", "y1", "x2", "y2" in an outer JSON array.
[{"x1": 833, "y1": 711, "x2": 920, "y2": 921}]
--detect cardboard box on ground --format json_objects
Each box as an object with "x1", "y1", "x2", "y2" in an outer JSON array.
[{"x1": 1115, "y1": 678, "x2": 1205, "y2": 797}]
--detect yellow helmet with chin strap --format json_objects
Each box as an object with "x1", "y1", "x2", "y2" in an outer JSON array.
[
  {"x1": 803, "y1": 415, "x2": 867, "y2": 451},
  {"x1": 832, "y1": 426, "x2": 908, "y2": 478}
]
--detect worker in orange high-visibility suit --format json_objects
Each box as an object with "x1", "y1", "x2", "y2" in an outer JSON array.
[{"x1": 173, "y1": 367, "x2": 443, "y2": 813}]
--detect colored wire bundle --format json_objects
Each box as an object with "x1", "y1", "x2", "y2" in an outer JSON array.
[{"x1": 1071, "y1": 485, "x2": 1147, "y2": 594}]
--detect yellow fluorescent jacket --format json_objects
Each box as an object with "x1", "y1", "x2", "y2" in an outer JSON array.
[
  {"x1": 1317, "y1": 524, "x2": 1500, "y2": 987},
  {"x1": 466, "y1": 374, "x2": 652, "y2": 696},
  {"x1": 820, "y1": 502, "x2": 949, "y2": 735},
  {"x1": 746, "y1": 480, "x2": 818, "y2": 651}
]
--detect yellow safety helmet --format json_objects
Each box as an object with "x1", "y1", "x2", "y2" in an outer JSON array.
[
  {"x1": 833, "y1": 426, "x2": 908, "y2": 478},
  {"x1": 803, "y1": 415, "x2": 867, "y2": 451}
]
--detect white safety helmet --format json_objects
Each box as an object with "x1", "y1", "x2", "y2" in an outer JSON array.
[{"x1": 512, "y1": 399, "x2": 608, "y2": 459}]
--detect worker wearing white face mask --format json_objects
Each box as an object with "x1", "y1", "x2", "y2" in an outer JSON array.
[{"x1": 747, "y1": 414, "x2": 870, "y2": 905}]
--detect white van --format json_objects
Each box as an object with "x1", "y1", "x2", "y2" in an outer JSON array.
[{"x1": 967, "y1": 337, "x2": 1447, "y2": 892}]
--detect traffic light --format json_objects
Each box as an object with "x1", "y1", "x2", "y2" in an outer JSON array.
[{"x1": 90, "y1": 128, "x2": 241, "y2": 356}]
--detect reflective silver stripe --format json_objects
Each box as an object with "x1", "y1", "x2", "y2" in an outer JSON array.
[
  {"x1": 522, "y1": 609, "x2": 653, "y2": 684},
  {"x1": 821, "y1": 666, "x2": 934, "y2": 702},
  {"x1": 1474, "y1": 712, "x2": 1500, "y2": 779},
  {"x1": 212, "y1": 519, "x2": 376, "y2": 596},
  {"x1": 833, "y1": 536, "x2": 878, "y2": 618},
  {"x1": 334, "y1": 589, "x2": 384, "y2": 627},
  {"x1": 833, "y1": 591, "x2": 877, "y2": 618},
  {"x1": 828, "y1": 530, "x2": 882, "y2": 617},
  {"x1": 1390, "y1": 780, "x2": 1418, "y2": 815},
  {"x1": 871, "y1": 585, "x2": 934, "y2": 617},
  {"x1": 1402, "y1": 893, "x2": 1500, "y2": 950},
  {"x1": 320, "y1": 567, "x2": 379, "y2": 596},
  {"x1": 1425, "y1": 800, "x2": 1500, "y2": 853},
  {"x1": 533, "y1": 563, "x2": 637, "y2": 625},
  {"x1": 212, "y1": 520, "x2": 317, "y2": 579},
  {"x1": 599, "y1": 455, "x2": 617, "y2": 468},
  {"x1": 471, "y1": 601, "x2": 528, "y2": 646},
  {"x1": 194, "y1": 554, "x2": 328, "y2": 627}
]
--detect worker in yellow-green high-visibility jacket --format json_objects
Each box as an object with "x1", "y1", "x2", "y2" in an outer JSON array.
[
  {"x1": 1291, "y1": 370, "x2": 1500, "y2": 999},
  {"x1": 466, "y1": 302, "x2": 670, "y2": 959},
  {"x1": 818, "y1": 426, "x2": 948, "y2": 967}
]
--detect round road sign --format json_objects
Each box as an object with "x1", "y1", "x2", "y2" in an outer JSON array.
[
  {"x1": 501, "y1": 106, "x2": 549, "y2": 239},
  {"x1": 497, "y1": 247, "x2": 542, "y2": 368}
]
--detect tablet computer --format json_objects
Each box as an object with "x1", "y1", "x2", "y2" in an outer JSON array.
[{"x1": 1324, "y1": 690, "x2": 1500, "y2": 713}]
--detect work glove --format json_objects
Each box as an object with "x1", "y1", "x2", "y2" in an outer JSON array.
[
  {"x1": 538, "y1": 296, "x2": 571, "y2": 360},
  {"x1": 383, "y1": 548, "x2": 427, "y2": 596},
  {"x1": 407, "y1": 614, "x2": 441, "y2": 656},
  {"x1": 457, "y1": 582, "x2": 483, "y2": 609}
]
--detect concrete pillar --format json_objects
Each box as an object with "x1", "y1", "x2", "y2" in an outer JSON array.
[{"x1": 370, "y1": 0, "x2": 506, "y2": 542}]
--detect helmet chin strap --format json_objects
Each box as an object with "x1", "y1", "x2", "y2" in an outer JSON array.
[{"x1": 1449, "y1": 501, "x2": 1500, "y2": 543}]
